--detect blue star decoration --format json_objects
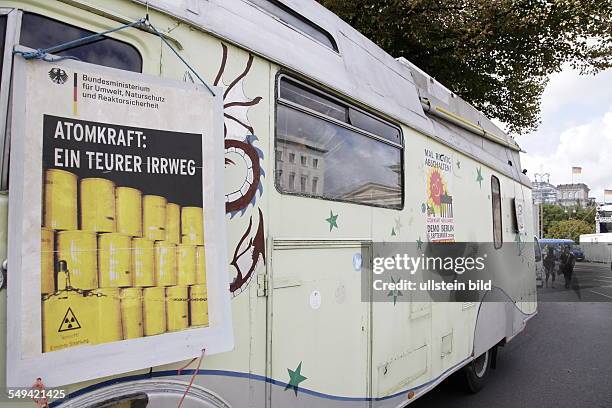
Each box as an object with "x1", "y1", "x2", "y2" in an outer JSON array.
[
  {"x1": 325, "y1": 210, "x2": 338, "y2": 231},
  {"x1": 285, "y1": 362, "x2": 307, "y2": 396},
  {"x1": 476, "y1": 166, "x2": 484, "y2": 187},
  {"x1": 387, "y1": 276, "x2": 403, "y2": 306},
  {"x1": 416, "y1": 237, "x2": 423, "y2": 250}
]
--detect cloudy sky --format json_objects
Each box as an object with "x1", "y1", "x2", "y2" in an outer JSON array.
[{"x1": 514, "y1": 66, "x2": 612, "y2": 202}]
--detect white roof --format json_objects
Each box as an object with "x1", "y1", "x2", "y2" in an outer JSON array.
[{"x1": 136, "y1": 0, "x2": 530, "y2": 186}]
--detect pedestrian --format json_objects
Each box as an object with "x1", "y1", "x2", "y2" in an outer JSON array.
[
  {"x1": 559, "y1": 245, "x2": 575, "y2": 289},
  {"x1": 543, "y1": 245, "x2": 556, "y2": 288}
]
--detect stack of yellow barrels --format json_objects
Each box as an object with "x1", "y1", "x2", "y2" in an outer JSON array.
[{"x1": 41, "y1": 169, "x2": 209, "y2": 353}]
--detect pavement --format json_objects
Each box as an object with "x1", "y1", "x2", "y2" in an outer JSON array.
[
  {"x1": 410, "y1": 261, "x2": 612, "y2": 408},
  {"x1": 537, "y1": 261, "x2": 612, "y2": 302}
]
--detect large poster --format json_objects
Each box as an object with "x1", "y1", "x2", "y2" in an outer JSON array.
[
  {"x1": 8, "y1": 50, "x2": 231, "y2": 387},
  {"x1": 424, "y1": 148, "x2": 455, "y2": 242}
]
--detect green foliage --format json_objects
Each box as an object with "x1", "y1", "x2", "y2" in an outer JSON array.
[
  {"x1": 317, "y1": 0, "x2": 612, "y2": 134},
  {"x1": 539, "y1": 203, "x2": 596, "y2": 239},
  {"x1": 546, "y1": 219, "x2": 593, "y2": 242}
]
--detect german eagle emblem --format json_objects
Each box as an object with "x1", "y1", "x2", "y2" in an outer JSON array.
[{"x1": 48, "y1": 68, "x2": 68, "y2": 84}]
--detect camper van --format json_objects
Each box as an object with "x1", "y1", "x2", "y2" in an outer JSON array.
[{"x1": 0, "y1": 1, "x2": 537, "y2": 407}]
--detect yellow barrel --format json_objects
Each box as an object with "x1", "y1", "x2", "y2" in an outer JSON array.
[
  {"x1": 189, "y1": 284, "x2": 209, "y2": 327},
  {"x1": 181, "y1": 207, "x2": 204, "y2": 245},
  {"x1": 120, "y1": 288, "x2": 143, "y2": 339},
  {"x1": 166, "y1": 286, "x2": 188, "y2": 332},
  {"x1": 80, "y1": 178, "x2": 116, "y2": 232},
  {"x1": 177, "y1": 244, "x2": 197, "y2": 286},
  {"x1": 57, "y1": 230, "x2": 98, "y2": 290},
  {"x1": 154, "y1": 241, "x2": 177, "y2": 286},
  {"x1": 165, "y1": 203, "x2": 180, "y2": 244},
  {"x1": 90, "y1": 288, "x2": 122, "y2": 344},
  {"x1": 98, "y1": 233, "x2": 132, "y2": 288},
  {"x1": 143, "y1": 195, "x2": 167, "y2": 241},
  {"x1": 132, "y1": 238, "x2": 155, "y2": 287},
  {"x1": 116, "y1": 187, "x2": 142, "y2": 237},
  {"x1": 44, "y1": 169, "x2": 77, "y2": 230},
  {"x1": 41, "y1": 227, "x2": 55, "y2": 295},
  {"x1": 195, "y1": 246, "x2": 207, "y2": 286},
  {"x1": 42, "y1": 291, "x2": 94, "y2": 352},
  {"x1": 143, "y1": 287, "x2": 166, "y2": 336}
]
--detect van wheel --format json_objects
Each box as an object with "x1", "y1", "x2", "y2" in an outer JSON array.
[{"x1": 463, "y1": 349, "x2": 491, "y2": 393}]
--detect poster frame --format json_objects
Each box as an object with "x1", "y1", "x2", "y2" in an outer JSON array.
[{"x1": 6, "y1": 50, "x2": 232, "y2": 388}]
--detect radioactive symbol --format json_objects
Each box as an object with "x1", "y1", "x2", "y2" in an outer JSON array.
[{"x1": 58, "y1": 307, "x2": 81, "y2": 332}]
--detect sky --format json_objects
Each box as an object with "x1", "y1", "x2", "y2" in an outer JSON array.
[{"x1": 513, "y1": 66, "x2": 612, "y2": 202}]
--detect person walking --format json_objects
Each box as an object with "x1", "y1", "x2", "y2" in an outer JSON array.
[
  {"x1": 559, "y1": 245, "x2": 575, "y2": 289},
  {"x1": 543, "y1": 245, "x2": 556, "y2": 288}
]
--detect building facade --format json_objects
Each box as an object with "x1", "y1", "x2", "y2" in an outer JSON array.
[{"x1": 557, "y1": 183, "x2": 590, "y2": 207}]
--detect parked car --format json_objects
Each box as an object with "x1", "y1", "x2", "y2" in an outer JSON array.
[{"x1": 571, "y1": 247, "x2": 585, "y2": 261}]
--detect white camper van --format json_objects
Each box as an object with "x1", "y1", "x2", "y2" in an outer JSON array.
[{"x1": 0, "y1": 1, "x2": 537, "y2": 407}]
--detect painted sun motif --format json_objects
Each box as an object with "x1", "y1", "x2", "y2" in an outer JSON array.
[
  {"x1": 212, "y1": 44, "x2": 266, "y2": 297},
  {"x1": 214, "y1": 44, "x2": 265, "y2": 218},
  {"x1": 427, "y1": 169, "x2": 446, "y2": 210}
]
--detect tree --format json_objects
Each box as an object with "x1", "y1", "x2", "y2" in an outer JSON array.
[
  {"x1": 540, "y1": 203, "x2": 596, "y2": 237},
  {"x1": 541, "y1": 204, "x2": 567, "y2": 236},
  {"x1": 547, "y1": 219, "x2": 592, "y2": 242},
  {"x1": 317, "y1": 0, "x2": 612, "y2": 134}
]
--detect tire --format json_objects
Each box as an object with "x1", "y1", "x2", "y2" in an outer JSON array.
[{"x1": 463, "y1": 349, "x2": 491, "y2": 393}]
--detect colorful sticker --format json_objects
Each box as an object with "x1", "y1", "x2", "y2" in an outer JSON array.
[{"x1": 424, "y1": 148, "x2": 455, "y2": 242}]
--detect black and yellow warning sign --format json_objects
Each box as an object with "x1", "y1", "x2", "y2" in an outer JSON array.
[{"x1": 58, "y1": 307, "x2": 81, "y2": 332}]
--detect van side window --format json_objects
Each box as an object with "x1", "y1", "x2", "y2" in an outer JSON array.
[
  {"x1": 276, "y1": 76, "x2": 403, "y2": 209},
  {"x1": 491, "y1": 175, "x2": 503, "y2": 248},
  {"x1": 248, "y1": 0, "x2": 338, "y2": 52},
  {"x1": 20, "y1": 12, "x2": 142, "y2": 72}
]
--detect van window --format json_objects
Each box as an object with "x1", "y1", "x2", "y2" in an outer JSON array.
[
  {"x1": 279, "y1": 78, "x2": 346, "y2": 121},
  {"x1": 348, "y1": 107, "x2": 402, "y2": 145},
  {"x1": 20, "y1": 12, "x2": 142, "y2": 72},
  {"x1": 491, "y1": 176, "x2": 503, "y2": 248},
  {"x1": 248, "y1": 0, "x2": 338, "y2": 52},
  {"x1": 276, "y1": 76, "x2": 403, "y2": 209},
  {"x1": 279, "y1": 77, "x2": 402, "y2": 142}
]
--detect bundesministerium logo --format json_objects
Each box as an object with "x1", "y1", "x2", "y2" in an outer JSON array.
[{"x1": 48, "y1": 68, "x2": 68, "y2": 85}]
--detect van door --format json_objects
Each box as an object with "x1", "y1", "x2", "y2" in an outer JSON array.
[{"x1": 269, "y1": 239, "x2": 371, "y2": 407}]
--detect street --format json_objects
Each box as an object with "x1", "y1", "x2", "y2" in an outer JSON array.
[{"x1": 411, "y1": 262, "x2": 612, "y2": 408}]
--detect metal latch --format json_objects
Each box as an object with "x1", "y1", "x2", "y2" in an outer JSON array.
[{"x1": 256, "y1": 273, "x2": 268, "y2": 297}]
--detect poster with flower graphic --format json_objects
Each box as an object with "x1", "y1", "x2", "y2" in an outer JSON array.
[{"x1": 424, "y1": 148, "x2": 455, "y2": 242}]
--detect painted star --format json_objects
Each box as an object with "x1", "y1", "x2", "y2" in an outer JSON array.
[
  {"x1": 476, "y1": 167, "x2": 484, "y2": 187},
  {"x1": 416, "y1": 237, "x2": 424, "y2": 250},
  {"x1": 325, "y1": 210, "x2": 338, "y2": 231},
  {"x1": 387, "y1": 276, "x2": 403, "y2": 306},
  {"x1": 421, "y1": 203, "x2": 427, "y2": 213},
  {"x1": 285, "y1": 362, "x2": 307, "y2": 396}
]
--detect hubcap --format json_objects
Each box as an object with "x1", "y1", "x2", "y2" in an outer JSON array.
[{"x1": 474, "y1": 351, "x2": 489, "y2": 378}]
